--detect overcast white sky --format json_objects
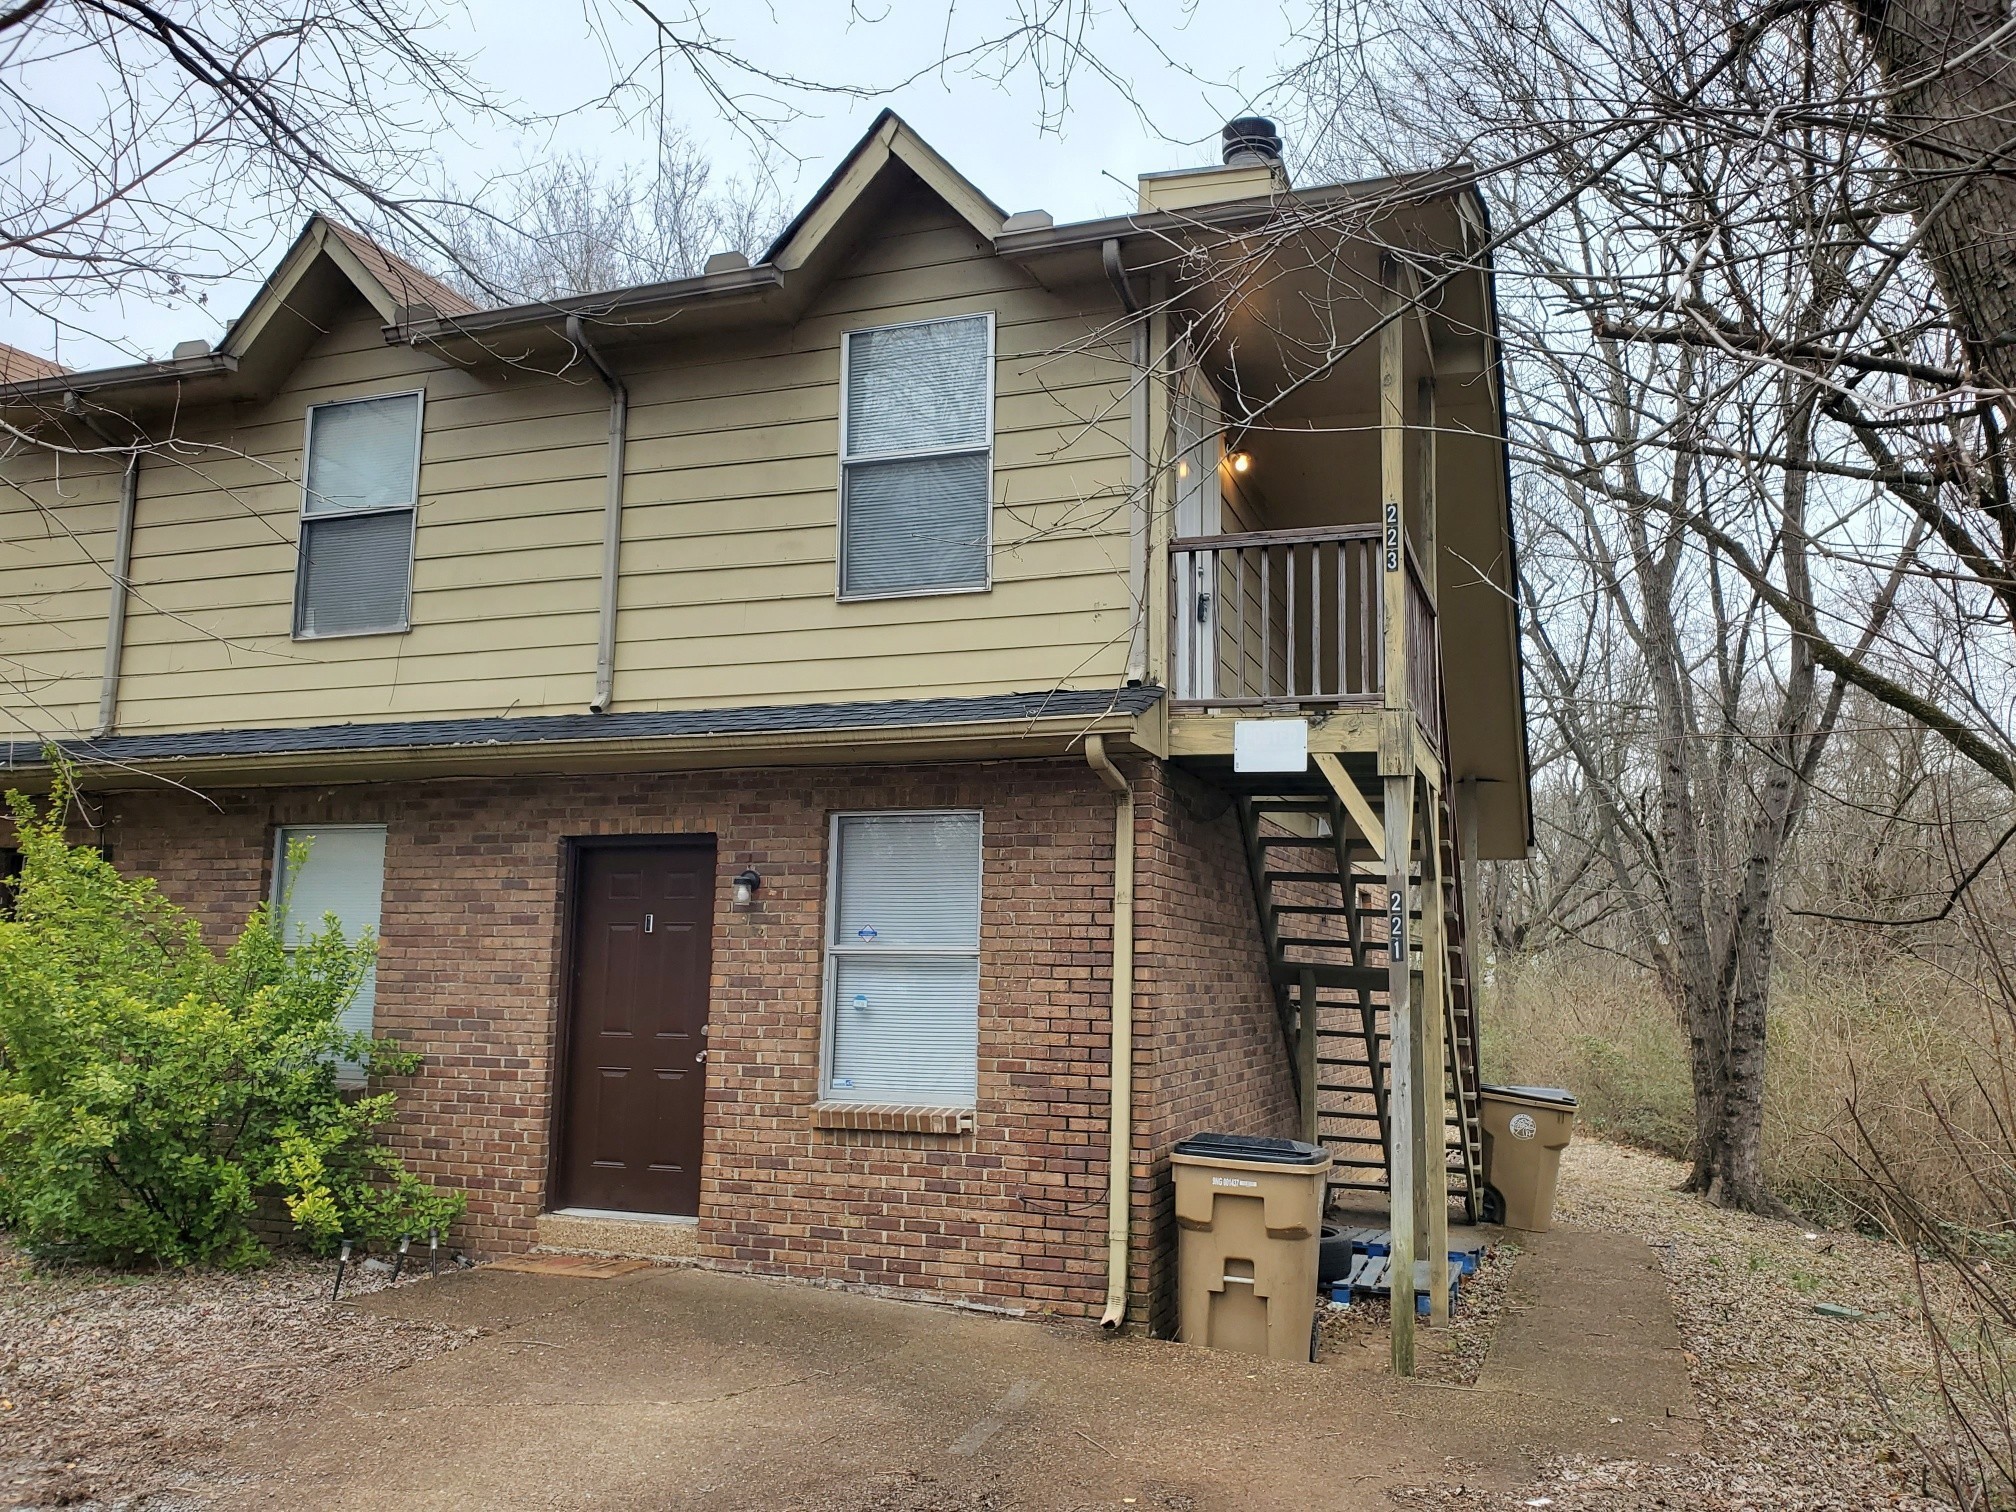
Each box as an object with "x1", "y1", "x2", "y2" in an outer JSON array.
[{"x1": 8, "y1": 0, "x2": 1315, "y2": 370}]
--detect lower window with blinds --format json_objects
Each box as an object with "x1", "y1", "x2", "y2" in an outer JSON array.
[
  {"x1": 822, "y1": 810, "x2": 982, "y2": 1107},
  {"x1": 272, "y1": 824, "x2": 388, "y2": 1083}
]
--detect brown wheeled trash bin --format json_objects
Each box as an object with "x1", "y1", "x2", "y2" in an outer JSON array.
[
  {"x1": 1171, "y1": 1133, "x2": 1331, "y2": 1362},
  {"x1": 1480, "y1": 1085, "x2": 1578, "y2": 1231}
]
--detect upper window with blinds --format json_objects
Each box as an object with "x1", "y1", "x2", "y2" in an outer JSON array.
[
  {"x1": 838, "y1": 314, "x2": 993, "y2": 599},
  {"x1": 294, "y1": 391, "x2": 422, "y2": 638},
  {"x1": 823, "y1": 811, "x2": 982, "y2": 1106}
]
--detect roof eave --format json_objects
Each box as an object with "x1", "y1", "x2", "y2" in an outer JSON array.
[
  {"x1": 0, "y1": 351, "x2": 239, "y2": 409},
  {"x1": 13, "y1": 705, "x2": 1155, "y2": 791},
  {"x1": 993, "y1": 167, "x2": 1483, "y2": 261},
  {"x1": 385, "y1": 264, "x2": 788, "y2": 349}
]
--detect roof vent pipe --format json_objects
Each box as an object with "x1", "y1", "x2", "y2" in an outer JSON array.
[{"x1": 1221, "y1": 116, "x2": 1284, "y2": 168}]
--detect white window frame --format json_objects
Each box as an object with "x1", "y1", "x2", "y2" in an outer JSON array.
[
  {"x1": 271, "y1": 822, "x2": 389, "y2": 1083},
  {"x1": 293, "y1": 388, "x2": 425, "y2": 640},
  {"x1": 819, "y1": 808, "x2": 984, "y2": 1107},
  {"x1": 836, "y1": 312, "x2": 996, "y2": 602}
]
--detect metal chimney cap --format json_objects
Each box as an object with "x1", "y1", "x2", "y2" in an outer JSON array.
[{"x1": 1222, "y1": 116, "x2": 1284, "y2": 167}]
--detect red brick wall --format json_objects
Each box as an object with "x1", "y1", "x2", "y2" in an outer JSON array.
[
  {"x1": 1129, "y1": 763, "x2": 1301, "y2": 1335},
  {"x1": 101, "y1": 760, "x2": 1117, "y2": 1312},
  {"x1": 94, "y1": 753, "x2": 1291, "y2": 1327}
]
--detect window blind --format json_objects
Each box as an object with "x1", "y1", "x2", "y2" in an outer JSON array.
[
  {"x1": 305, "y1": 394, "x2": 421, "y2": 513},
  {"x1": 845, "y1": 318, "x2": 990, "y2": 455},
  {"x1": 297, "y1": 510, "x2": 414, "y2": 636},
  {"x1": 296, "y1": 392, "x2": 420, "y2": 636},
  {"x1": 274, "y1": 825, "x2": 388, "y2": 1050},
  {"x1": 826, "y1": 812, "x2": 981, "y2": 1105},
  {"x1": 840, "y1": 453, "x2": 990, "y2": 597},
  {"x1": 840, "y1": 315, "x2": 991, "y2": 597}
]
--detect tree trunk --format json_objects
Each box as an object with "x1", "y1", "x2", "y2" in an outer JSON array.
[{"x1": 1853, "y1": 0, "x2": 2016, "y2": 409}]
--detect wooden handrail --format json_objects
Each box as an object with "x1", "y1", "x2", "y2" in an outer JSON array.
[
  {"x1": 1168, "y1": 522, "x2": 1382, "y2": 553},
  {"x1": 1403, "y1": 534, "x2": 1438, "y2": 618}
]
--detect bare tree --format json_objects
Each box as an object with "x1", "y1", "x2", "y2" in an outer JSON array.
[
  {"x1": 1851, "y1": 0, "x2": 2016, "y2": 410},
  {"x1": 437, "y1": 129, "x2": 785, "y2": 303},
  {"x1": 0, "y1": 0, "x2": 509, "y2": 353},
  {"x1": 1272, "y1": 0, "x2": 1974, "y2": 1211}
]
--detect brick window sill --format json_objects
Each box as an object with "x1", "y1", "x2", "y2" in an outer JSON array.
[{"x1": 812, "y1": 1101, "x2": 975, "y2": 1135}]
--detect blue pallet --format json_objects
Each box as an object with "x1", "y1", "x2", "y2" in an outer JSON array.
[
  {"x1": 1334, "y1": 1227, "x2": 1485, "y2": 1275},
  {"x1": 1330, "y1": 1252, "x2": 1468, "y2": 1314}
]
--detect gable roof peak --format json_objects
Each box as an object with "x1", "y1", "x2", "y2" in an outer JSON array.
[{"x1": 762, "y1": 110, "x2": 1008, "y2": 271}]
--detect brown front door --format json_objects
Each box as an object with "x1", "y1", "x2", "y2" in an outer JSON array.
[{"x1": 557, "y1": 840, "x2": 715, "y2": 1215}]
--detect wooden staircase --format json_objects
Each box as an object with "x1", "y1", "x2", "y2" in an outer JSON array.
[{"x1": 1233, "y1": 780, "x2": 1484, "y2": 1222}]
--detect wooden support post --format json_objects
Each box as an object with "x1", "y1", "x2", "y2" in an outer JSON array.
[
  {"x1": 1377, "y1": 258, "x2": 1421, "y2": 1373},
  {"x1": 1379, "y1": 262, "x2": 1408, "y2": 731},
  {"x1": 1420, "y1": 776, "x2": 1451, "y2": 1327},
  {"x1": 1418, "y1": 374, "x2": 1438, "y2": 600},
  {"x1": 1299, "y1": 968, "x2": 1320, "y2": 1145},
  {"x1": 1383, "y1": 769, "x2": 1417, "y2": 1377},
  {"x1": 1315, "y1": 751, "x2": 1384, "y2": 862},
  {"x1": 1457, "y1": 777, "x2": 1481, "y2": 970}
]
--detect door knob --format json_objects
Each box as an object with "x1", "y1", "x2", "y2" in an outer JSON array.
[{"x1": 695, "y1": 1050, "x2": 708, "y2": 1063}]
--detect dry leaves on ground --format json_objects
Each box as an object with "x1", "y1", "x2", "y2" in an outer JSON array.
[
  {"x1": 0, "y1": 1241, "x2": 471, "y2": 1510},
  {"x1": 1485, "y1": 1140, "x2": 1953, "y2": 1510},
  {"x1": 1317, "y1": 1236, "x2": 1522, "y2": 1385}
]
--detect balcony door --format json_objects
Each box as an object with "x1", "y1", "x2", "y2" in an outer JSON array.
[{"x1": 1173, "y1": 371, "x2": 1225, "y2": 699}]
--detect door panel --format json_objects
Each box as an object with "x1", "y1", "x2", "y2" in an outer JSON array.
[{"x1": 558, "y1": 842, "x2": 715, "y2": 1215}]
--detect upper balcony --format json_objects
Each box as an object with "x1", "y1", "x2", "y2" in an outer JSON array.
[
  {"x1": 1177, "y1": 524, "x2": 1443, "y2": 758},
  {"x1": 1168, "y1": 523, "x2": 1444, "y2": 758}
]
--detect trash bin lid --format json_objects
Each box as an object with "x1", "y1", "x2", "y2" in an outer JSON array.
[
  {"x1": 1481, "y1": 1083, "x2": 1578, "y2": 1108},
  {"x1": 1171, "y1": 1132, "x2": 1329, "y2": 1166}
]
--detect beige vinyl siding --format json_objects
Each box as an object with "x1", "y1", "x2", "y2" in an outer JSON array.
[
  {"x1": 0, "y1": 182, "x2": 1136, "y2": 739},
  {"x1": 108, "y1": 304, "x2": 608, "y2": 733},
  {"x1": 0, "y1": 446, "x2": 121, "y2": 737},
  {"x1": 610, "y1": 190, "x2": 1133, "y2": 711}
]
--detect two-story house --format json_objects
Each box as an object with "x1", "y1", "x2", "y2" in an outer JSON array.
[{"x1": 0, "y1": 112, "x2": 1528, "y2": 1363}]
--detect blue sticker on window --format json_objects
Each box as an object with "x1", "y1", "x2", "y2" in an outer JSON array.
[
  {"x1": 857, "y1": 926, "x2": 878, "y2": 942},
  {"x1": 852, "y1": 994, "x2": 869, "y2": 1011}
]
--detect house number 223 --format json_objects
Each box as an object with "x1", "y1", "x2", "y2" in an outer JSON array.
[{"x1": 1384, "y1": 501, "x2": 1401, "y2": 572}]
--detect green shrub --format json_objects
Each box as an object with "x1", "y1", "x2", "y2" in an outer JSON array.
[{"x1": 0, "y1": 776, "x2": 462, "y2": 1267}]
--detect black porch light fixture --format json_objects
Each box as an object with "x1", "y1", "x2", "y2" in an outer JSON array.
[{"x1": 732, "y1": 868, "x2": 762, "y2": 908}]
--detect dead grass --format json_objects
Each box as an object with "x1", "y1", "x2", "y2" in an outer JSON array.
[
  {"x1": 1483, "y1": 950, "x2": 2005, "y2": 1228},
  {"x1": 0, "y1": 1239, "x2": 473, "y2": 1510}
]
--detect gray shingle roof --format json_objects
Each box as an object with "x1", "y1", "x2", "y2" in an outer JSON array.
[{"x1": 8, "y1": 687, "x2": 1161, "y2": 769}]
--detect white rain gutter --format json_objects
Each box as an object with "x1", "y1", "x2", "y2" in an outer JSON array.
[
  {"x1": 1084, "y1": 733, "x2": 1136, "y2": 1329},
  {"x1": 567, "y1": 314, "x2": 628, "y2": 714},
  {"x1": 1102, "y1": 239, "x2": 1150, "y2": 686},
  {"x1": 72, "y1": 407, "x2": 139, "y2": 737}
]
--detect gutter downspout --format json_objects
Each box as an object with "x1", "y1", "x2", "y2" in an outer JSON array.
[
  {"x1": 567, "y1": 314, "x2": 628, "y2": 714},
  {"x1": 1085, "y1": 733, "x2": 1135, "y2": 1329},
  {"x1": 73, "y1": 409, "x2": 139, "y2": 738},
  {"x1": 1103, "y1": 240, "x2": 1150, "y2": 686}
]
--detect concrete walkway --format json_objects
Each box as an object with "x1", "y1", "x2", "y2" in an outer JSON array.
[{"x1": 210, "y1": 1226, "x2": 1698, "y2": 1510}]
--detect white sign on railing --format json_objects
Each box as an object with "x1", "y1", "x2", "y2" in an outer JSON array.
[{"x1": 1233, "y1": 718, "x2": 1309, "y2": 773}]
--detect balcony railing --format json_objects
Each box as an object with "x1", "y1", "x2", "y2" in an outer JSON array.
[{"x1": 1168, "y1": 523, "x2": 1444, "y2": 748}]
